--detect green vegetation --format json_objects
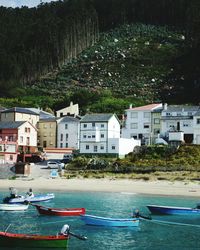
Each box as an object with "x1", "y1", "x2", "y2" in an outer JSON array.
[{"x1": 64, "y1": 145, "x2": 200, "y2": 181}]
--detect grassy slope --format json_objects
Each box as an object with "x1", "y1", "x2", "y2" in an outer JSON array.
[{"x1": 29, "y1": 23, "x2": 185, "y2": 103}]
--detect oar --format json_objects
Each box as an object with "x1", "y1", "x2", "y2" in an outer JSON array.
[{"x1": 68, "y1": 231, "x2": 87, "y2": 241}]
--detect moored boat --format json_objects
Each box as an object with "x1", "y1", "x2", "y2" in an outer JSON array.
[
  {"x1": 81, "y1": 214, "x2": 139, "y2": 227},
  {"x1": 147, "y1": 204, "x2": 200, "y2": 215},
  {"x1": 33, "y1": 204, "x2": 86, "y2": 216},
  {"x1": 0, "y1": 203, "x2": 29, "y2": 211},
  {"x1": 3, "y1": 188, "x2": 55, "y2": 204},
  {"x1": 0, "y1": 227, "x2": 69, "y2": 248}
]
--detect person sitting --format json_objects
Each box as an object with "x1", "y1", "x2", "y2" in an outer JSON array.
[{"x1": 26, "y1": 188, "x2": 34, "y2": 197}]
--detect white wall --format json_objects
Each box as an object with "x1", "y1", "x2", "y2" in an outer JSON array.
[
  {"x1": 57, "y1": 121, "x2": 79, "y2": 149},
  {"x1": 18, "y1": 122, "x2": 37, "y2": 147}
]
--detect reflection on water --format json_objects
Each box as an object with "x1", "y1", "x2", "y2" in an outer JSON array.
[{"x1": 0, "y1": 248, "x2": 67, "y2": 250}]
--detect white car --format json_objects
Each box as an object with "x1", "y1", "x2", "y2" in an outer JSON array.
[{"x1": 47, "y1": 161, "x2": 62, "y2": 169}]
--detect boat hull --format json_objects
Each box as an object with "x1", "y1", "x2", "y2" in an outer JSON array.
[
  {"x1": 81, "y1": 214, "x2": 139, "y2": 227},
  {"x1": 0, "y1": 232, "x2": 68, "y2": 248},
  {"x1": 147, "y1": 205, "x2": 200, "y2": 215},
  {"x1": 34, "y1": 205, "x2": 85, "y2": 216},
  {"x1": 0, "y1": 204, "x2": 29, "y2": 211},
  {"x1": 6, "y1": 193, "x2": 55, "y2": 204}
]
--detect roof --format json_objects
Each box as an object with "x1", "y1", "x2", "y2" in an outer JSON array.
[
  {"x1": 0, "y1": 121, "x2": 26, "y2": 129},
  {"x1": 80, "y1": 113, "x2": 116, "y2": 122},
  {"x1": 127, "y1": 103, "x2": 162, "y2": 111},
  {"x1": 1, "y1": 107, "x2": 39, "y2": 116},
  {"x1": 163, "y1": 105, "x2": 200, "y2": 112},
  {"x1": 58, "y1": 116, "x2": 80, "y2": 123}
]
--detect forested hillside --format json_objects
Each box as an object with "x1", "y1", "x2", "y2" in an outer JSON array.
[{"x1": 0, "y1": 0, "x2": 200, "y2": 112}]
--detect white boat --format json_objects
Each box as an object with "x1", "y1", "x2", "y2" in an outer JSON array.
[
  {"x1": 3, "y1": 193, "x2": 55, "y2": 204},
  {"x1": 0, "y1": 203, "x2": 29, "y2": 211},
  {"x1": 3, "y1": 188, "x2": 55, "y2": 204}
]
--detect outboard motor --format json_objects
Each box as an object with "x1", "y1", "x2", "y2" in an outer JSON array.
[{"x1": 60, "y1": 224, "x2": 70, "y2": 235}]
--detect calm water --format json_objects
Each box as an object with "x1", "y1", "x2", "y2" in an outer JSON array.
[{"x1": 0, "y1": 190, "x2": 200, "y2": 250}]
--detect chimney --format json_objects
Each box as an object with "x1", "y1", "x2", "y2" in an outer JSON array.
[{"x1": 163, "y1": 103, "x2": 167, "y2": 110}]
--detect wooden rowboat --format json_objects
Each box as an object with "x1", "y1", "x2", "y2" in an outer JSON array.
[
  {"x1": 0, "y1": 203, "x2": 29, "y2": 211},
  {"x1": 147, "y1": 204, "x2": 200, "y2": 215},
  {"x1": 4, "y1": 193, "x2": 55, "y2": 204},
  {"x1": 33, "y1": 204, "x2": 86, "y2": 216},
  {"x1": 0, "y1": 230, "x2": 69, "y2": 248},
  {"x1": 81, "y1": 214, "x2": 139, "y2": 227}
]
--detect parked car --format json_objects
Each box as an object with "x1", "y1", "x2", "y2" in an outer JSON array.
[{"x1": 47, "y1": 161, "x2": 62, "y2": 169}]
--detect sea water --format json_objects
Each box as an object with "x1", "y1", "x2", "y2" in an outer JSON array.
[{"x1": 0, "y1": 190, "x2": 200, "y2": 250}]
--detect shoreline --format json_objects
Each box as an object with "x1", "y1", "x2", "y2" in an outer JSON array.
[{"x1": 0, "y1": 178, "x2": 199, "y2": 197}]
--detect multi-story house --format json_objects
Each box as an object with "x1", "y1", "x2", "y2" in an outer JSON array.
[
  {"x1": 193, "y1": 110, "x2": 200, "y2": 144},
  {"x1": 160, "y1": 104, "x2": 200, "y2": 144},
  {"x1": 1, "y1": 107, "x2": 39, "y2": 127},
  {"x1": 151, "y1": 107, "x2": 163, "y2": 144},
  {"x1": 37, "y1": 117, "x2": 57, "y2": 148},
  {"x1": 79, "y1": 113, "x2": 140, "y2": 157},
  {"x1": 122, "y1": 103, "x2": 162, "y2": 145},
  {"x1": 0, "y1": 121, "x2": 37, "y2": 163},
  {"x1": 57, "y1": 116, "x2": 80, "y2": 149},
  {"x1": 56, "y1": 102, "x2": 79, "y2": 118}
]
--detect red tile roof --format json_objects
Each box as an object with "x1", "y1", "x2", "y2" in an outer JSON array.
[{"x1": 128, "y1": 103, "x2": 162, "y2": 111}]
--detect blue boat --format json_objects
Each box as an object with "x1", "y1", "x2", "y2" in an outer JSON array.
[
  {"x1": 147, "y1": 204, "x2": 200, "y2": 215},
  {"x1": 80, "y1": 214, "x2": 139, "y2": 227}
]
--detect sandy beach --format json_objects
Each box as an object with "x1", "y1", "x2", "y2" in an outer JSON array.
[{"x1": 0, "y1": 178, "x2": 199, "y2": 197}]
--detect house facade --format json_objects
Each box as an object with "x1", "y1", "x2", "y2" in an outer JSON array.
[
  {"x1": 1, "y1": 107, "x2": 39, "y2": 127},
  {"x1": 0, "y1": 121, "x2": 37, "y2": 163},
  {"x1": 122, "y1": 103, "x2": 162, "y2": 145},
  {"x1": 160, "y1": 104, "x2": 200, "y2": 144},
  {"x1": 56, "y1": 102, "x2": 79, "y2": 118},
  {"x1": 79, "y1": 114, "x2": 120, "y2": 154},
  {"x1": 57, "y1": 116, "x2": 80, "y2": 149},
  {"x1": 37, "y1": 118, "x2": 57, "y2": 148}
]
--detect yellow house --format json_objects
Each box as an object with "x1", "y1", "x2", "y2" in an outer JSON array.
[
  {"x1": 37, "y1": 118, "x2": 57, "y2": 148},
  {"x1": 151, "y1": 108, "x2": 162, "y2": 144}
]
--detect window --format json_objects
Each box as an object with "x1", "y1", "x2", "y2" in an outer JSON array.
[
  {"x1": 101, "y1": 134, "x2": 104, "y2": 138},
  {"x1": 83, "y1": 134, "x2": 87, "y2": 138},
  {"x1": 130, "y1": 123, "x2": 138, "y2": 129},
  {"x1": 60, "y1": 112, "x2": 63, "y2": 117},
  {"x1": 28, "y1": 128, "x2": 30, "y2": 133},
  {"x1": 130, "y1": 134, "x2": 137, "y2": 139},
  {"x1": 60, "y1": 134, "x2": 63, "y2": 141},
  {"x1": 154, "y1": 129, "x2": 160, "y2": 135},
  {"x1": 197, "y1": 118, "x2": 200, "y2": 124},
  {"x1": 92, "y1": 135, "x2": 95, "y2": 138},
  {"x1": 131, "y1": 112, "x2": 138, "y2": 118},
  {"x1": 9, "y1": 155, "x2": 13, "y2": 161},
  {"x1": 111, "y1": 145, "x2": 115, "y2": 150},
  {"x1": 66, "y1": 143, "x2": 68, "y2": 147},
  {"x1": 25, "y1": 127, "x2": 28, "y2": 132},
  {"x1": 166, "y1": 112, "x2": 171, "y2": 116},
  {"x1": 20, "y1": 136, "x2": 23, "y2": 143},
  {"x1": 154, "y1": 118, "x2": 160, "y2": 124},
  {"x1": 66, "y1": 134, "x2": 68, "y2": 140},
  {"x1": 94, "y1": 146, "x2": 97, "y2": 152},
  {"x1": 83, "y1": 124, "x2": 87, "y2": 128},
  {"x1": 183, "y1": 122, "x2": 190, "y2": 127},
  {"x1": 65, "y1": 124, "x2": 68, "y2": 129},
  {"x1": 100, "y1": 145, "x2": 104, "y2": 150},
  {"x1": 86, "y1": 145, "x2": 89, "y2": 150},
  {"x1": 101, "y1": 124, "x2": 104, "y2": 128},
  {"x1": 144, "y1": 112, "x2": 150, "y2": 118},
  {"x1": 92, "y1": 122, "x2": 95, "y2": 127},
  {"x1": 60, "y1": 143, "x2": 63, "y2": 148},
  {"x1": 177, "y1": 112, "x2": 182, "y2": 116},
  {"x1": 144, "y1": 123, "x2": 150, "y2": 129}
]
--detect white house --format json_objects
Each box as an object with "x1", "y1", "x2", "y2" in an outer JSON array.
[
  {"x1": 122, "y1": 103, "x2": 162, "y2": 145},
  {"x1": 56, "y1": 102, "x2": 79, "y2": 118},
  {"x1": 57, "y1": 116, "x2": 80, "y2": 149},
  {"x1": 193, "y1": 110, "x2": 200, "y2": 144},
  {"x1": 79, "y1": 113, "x2": 140, "y2": 157},
  {"x1": 160, "y1": 104, "x2": 200, "y2": 144}
]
